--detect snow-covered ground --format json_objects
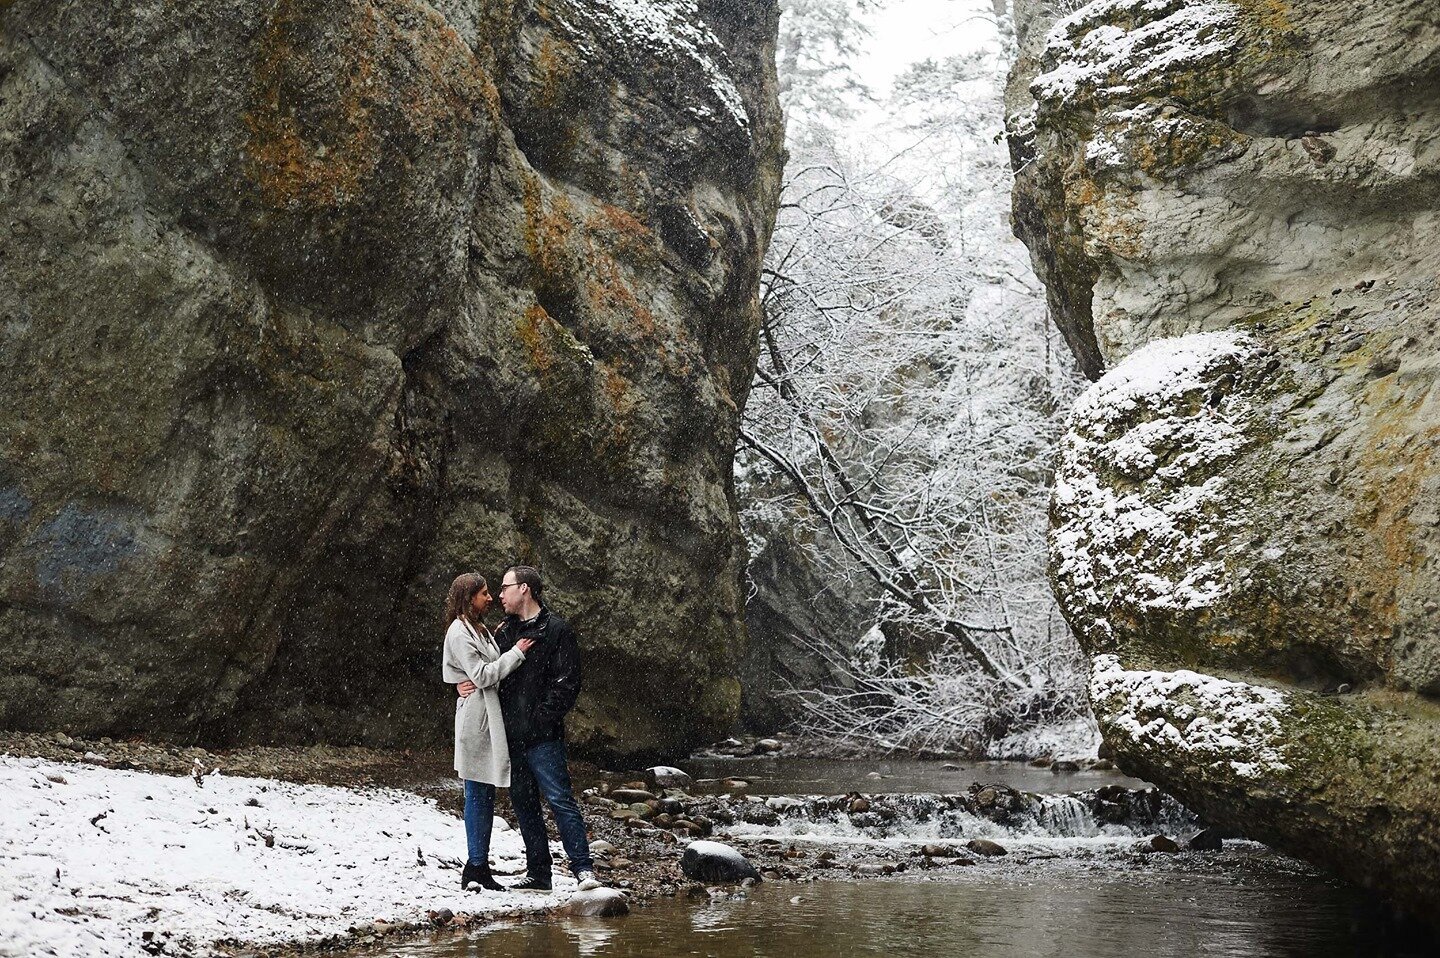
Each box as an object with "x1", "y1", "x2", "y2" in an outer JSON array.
[{"x1": 0, "y1": 755, "x2": 570, "y2": 957}]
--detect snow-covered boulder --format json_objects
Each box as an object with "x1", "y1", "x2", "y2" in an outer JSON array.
[
  {"x1": 1008, "y1": 0, "x2": 1440, "y2": 927},
  {"x1": 679, "y1": 840, "x2": 761, "y2": 884},
  {"x1": 647, "y1": 766, "x2": 694, "y2": 789}
]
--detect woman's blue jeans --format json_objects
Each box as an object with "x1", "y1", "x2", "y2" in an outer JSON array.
[{"x1": 463, "y1": 779, "x2": 495, "y2": 867}]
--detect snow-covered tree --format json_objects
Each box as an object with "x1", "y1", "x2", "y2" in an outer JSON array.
[{"x1": 740, "y1": 11, "x2": 1089, "y2": 754}]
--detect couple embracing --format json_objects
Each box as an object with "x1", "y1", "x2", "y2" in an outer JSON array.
[{"x1": 440, "y1": 565, "x2": 600, "y2": 894}]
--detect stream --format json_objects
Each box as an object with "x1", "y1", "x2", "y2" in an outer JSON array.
[{"x1": 385, "y1": 757, "x2": 1424, "y2": 957}]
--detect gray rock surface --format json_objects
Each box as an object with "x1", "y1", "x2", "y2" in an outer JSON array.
[
  {"x1": 1008, "y1": 0, "x2": 1440, "y2": 922},
  {"x1": 563, "y1": 886, "x2": 629, "y2": 917},
  {"x1": 679, "y1": 839, "x2": 761, "y2": 884},
  {"x1": 0, "y1": 0, "x2": 783, "y2": 759}
]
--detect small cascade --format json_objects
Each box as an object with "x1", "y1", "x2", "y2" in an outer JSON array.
[
  {"x1": 698, "y1": 783, "x2": 1204, "y2": 846},
  {"x1": 1035, "y1": 795, "x2": 1099, "y2": 837}
]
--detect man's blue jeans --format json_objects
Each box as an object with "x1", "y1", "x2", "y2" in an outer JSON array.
[
  {"x1": 510, "y1": 739, "x2": 593, "y2": 879},
  {"x1": 463, "y1": 779, "x2": 495, "y2": 867}
]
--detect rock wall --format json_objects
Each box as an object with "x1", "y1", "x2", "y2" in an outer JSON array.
[
  {"x1": 0, "y1": 0, "x2": 784, "y2": 760},
  {"x1": 1008, "y1": 0, "x2": 1440, "y2": 920}
]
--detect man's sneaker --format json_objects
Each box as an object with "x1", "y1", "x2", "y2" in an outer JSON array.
[
  {"x1": 509, "y1": 874, "x2": 552, "y2": 893},
  {"x1": 575, "y1": 869, "x2": 601, "y2": 891}
]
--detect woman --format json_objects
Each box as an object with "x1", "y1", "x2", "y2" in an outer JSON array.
[{"x1": 441, "y1": 572, "x2": 534, "y2": 891}]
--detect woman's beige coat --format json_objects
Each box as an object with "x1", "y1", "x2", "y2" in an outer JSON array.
[{"x1": 442, "y1": 617, "x2": 526, "y2": 785}]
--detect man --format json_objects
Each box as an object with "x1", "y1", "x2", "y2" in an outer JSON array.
[{"x1": 458, "y1": 564, "x2": 599, "y2": 892}]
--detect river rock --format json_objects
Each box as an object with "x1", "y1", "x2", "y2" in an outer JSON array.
[
  {"x1": 1008, "y1": 0, "x2": 1440, "y2": 924},
  {"x1": 680, "y1": 840, "x2": 761, "y2": 885},
  {"x1": 0, "y1": 0, "x2": 784, "y2": 760},
  {"x1": 1140, "y1": 835, "x2": 1180, "y2": 854},
  {"x1": 1188, "y1": 829, "x2": 1224, "y2": 852},
  {"x1": 734, "y1": 802, "x2": 781, "y2": 826},
  {"x1": 610, "y1": 789, "x2": 658, "y2": 805},
  {"x1": 647, "y1": 766, "x2": 693, "y2": 789},
  {"x1": 755, "y1": 738, "x2": 783, "y2": 753},
  {"x1": 564, "y1": 888, "x2": 629, "y2": 918},
  {"x1": 966, "y1": 839, "x2": 1007, "y2": 858}
]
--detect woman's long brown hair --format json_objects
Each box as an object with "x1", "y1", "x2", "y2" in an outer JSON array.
[{"x1": 443, "y1": 572, "x2": 488, "y2": 628}]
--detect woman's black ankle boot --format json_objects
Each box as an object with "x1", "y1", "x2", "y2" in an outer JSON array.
[{"x1": 461, "y1": 861, "x2": 504, "y2": 892}]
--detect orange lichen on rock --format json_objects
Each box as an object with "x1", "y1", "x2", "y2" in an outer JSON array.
[
  {"x1": 244, "y1": 0, "x2": 381, "y2": 209},
  {"x1": 516, "y1": 303, "x2": 557, "y2": 376},
  {"x1": 522, "y1": 175, "x2": 576, "y2": 282},
  {"x1": 243, "y1": 0, "x2": 489, "y2": 210}
]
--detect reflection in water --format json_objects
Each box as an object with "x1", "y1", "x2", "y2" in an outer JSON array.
[{"x1": 389, "y1": 849, "x2": 1424, "y2": 958}]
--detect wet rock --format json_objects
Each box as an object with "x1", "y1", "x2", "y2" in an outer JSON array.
[
  {"x1": 680, "y1": 841, "x2": 761, "y2": 885},
  {"x1": 610, "y1": 789, "x2": 658, "y2": 804},
  {"x1": 734, "y1": 802, "x2": 781, "y2": 826},
  {"x1": 565, "y1": 888, "x2": 630, "y2": 918},
  {"x1": 610, "y1": 809, "x2": 639, "y2": 821},
  {"x1": 853, "y1": 863, "x2": 889, "y2": 876},
  {"x1": 755, "y1": 738, "x2": 783, "y2": 753},
  {"x1": 427, "y1": 908, "x2": 453, "y2": 926},
  {"x1": 1051, "y1": 760, "x2": 1081, "y2": 773},
  {"x1": 848, "y1": 798, "x2": 870, "y2": 814},
  {"x1": 647, "y1": 767, "x2": 693, "y2": 790},
  {"x1": 1141, "y1": 835, "x2": 1180, "y2": 854},
  {"x1": 590, "y1": 840, "x2": 617, "y2": 854},
  {"x1": 1029, "y1": 756, "x2": 1053, "y2": 768},
  {"x1": 966, "y1": 839, "x2": 1008, "y2": 857},
  {"x1": 920, "y1": 844, "x2": 960, "y2": 858},
  {"x1": 1188, "y1": 829, "x2": 1224, "y2": 852}
]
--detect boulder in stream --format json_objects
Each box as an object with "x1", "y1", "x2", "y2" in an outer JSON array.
[
  {"x1": 680, "y1": 840, "x2": 762, "y2": 884},
  {"x1": 564, "y1": 888, "x2": 629, "y2": 918}
]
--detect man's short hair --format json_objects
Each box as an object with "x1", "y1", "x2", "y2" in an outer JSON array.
[{"x1": 506, "y1": 564, "x2": 543, "y2": 602}]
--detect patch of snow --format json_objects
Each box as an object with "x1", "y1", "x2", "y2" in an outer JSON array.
[
  {"x1": 988, "y1": 716, "x2": 1102, "y2": 761},
  {"x1": 558, "y1": 0, "x2": 750, "y2": 131},
  {"x1": 1032, "y1": 0, "x2": 1240, "y2": 106},
  {"x1": 0, "y1": 756, "x2": 566, "y2": 957},
  {"x1": 1090, "y1": 654, "x2": 1291, "y2": 779},
  {"x1": 1051, "y1": 330, "x2": 1260, "y2": 629},
  {"x1": 685, "y1": 839, "x2": 751, "y2": 864}
]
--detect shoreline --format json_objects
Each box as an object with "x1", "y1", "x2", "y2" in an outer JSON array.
[{"x1": 0, "y1": 730, "x2": 1212, "y2": 958}]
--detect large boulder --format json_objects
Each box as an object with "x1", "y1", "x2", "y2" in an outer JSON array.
[
  {"x1": 0, "y1": 0, "x2": 784, "y2": 759},
  {"x1": 1008, "y1": 0, "x2": 1440, "y2": 922}
]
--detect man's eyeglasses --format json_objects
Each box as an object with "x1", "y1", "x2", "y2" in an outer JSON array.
[{"x1": 499, "y1": 582, "x2": 524, "y2": 593}]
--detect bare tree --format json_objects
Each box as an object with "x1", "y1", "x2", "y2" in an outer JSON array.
[{"x1": 740, "y1": 39, "x2": 1088, "y2": 754}]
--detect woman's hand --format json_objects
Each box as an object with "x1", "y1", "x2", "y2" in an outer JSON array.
[{"x1": 517, "y1": 637, "x2": 536, "y2": 653}]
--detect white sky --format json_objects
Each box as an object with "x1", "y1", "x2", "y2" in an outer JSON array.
[{"x1": 855, "y1": 0, "x2": 1001, "y2": 97}]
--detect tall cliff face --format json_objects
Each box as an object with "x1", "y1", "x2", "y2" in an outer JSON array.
[
  {"x1": 1008, "y1": 0, "x2": 1440, "y2": 919},
  {"x1": 0, "y1": 0, "x2": 784, "y2": 759}
]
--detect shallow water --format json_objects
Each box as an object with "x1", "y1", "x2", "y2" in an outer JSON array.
[
  {"x1": 390, "y1": 848, "x2": 1422, "y2": 958},
  {"x1": 651, "y1": 755, "x2": 1151, "y2": 795}
]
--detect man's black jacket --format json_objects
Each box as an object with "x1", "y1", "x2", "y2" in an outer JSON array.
[{"x1": 494, "y1": 605, "x2": 582, "y2": 750}]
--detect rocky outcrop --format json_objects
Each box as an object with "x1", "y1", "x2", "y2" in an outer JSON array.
[
  {"x1": 1008, "y1": 0, "x2": 1440, "y2": 921},
  {"x1": 0, "y1": 0, "x2": 784, "y2": 759}
]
